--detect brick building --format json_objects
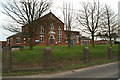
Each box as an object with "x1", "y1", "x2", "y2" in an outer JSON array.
[
  {"x1": 95, "y1": 40, "x2": 109, "y2": 45},
  {"x1": 7, "y1": 12, "x2": 80, "y2": 46},
  {"x1": 0, "y1": 41, "x2": 7, "y2": 48},
  {"x1": 80, "y1": 36, "x2": 92, "y2": 45}
]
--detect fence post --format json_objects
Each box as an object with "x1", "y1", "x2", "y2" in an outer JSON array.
[
  {"x1": 2, "y1": 46, "x2": 12, "y2": 72},
  {"x1": 43, "y1": 47, "x2": 52, "y2": 69},
  {"x1": 83, "y1": 47, "x2": 90, "y2": 63},
  {"x1": 108, "y1": 47, "x2": 113, "y2": 59}
]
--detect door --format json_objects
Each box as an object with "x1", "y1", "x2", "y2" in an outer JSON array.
[
  {"x1": 50, "y1": 36, "x2": 54, "y2": 44},
  {"x1": 70, "y1": 40, "x2": 74, "y2": 45},
  {"x1": 84, "y1": 41, "x2": 88, "y2": 45}
]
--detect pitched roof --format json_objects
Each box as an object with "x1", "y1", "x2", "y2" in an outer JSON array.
[
  {"x1": 80, "y1": 36, "x2": 91, "y2": 40},
  {"x1": 22, "y1": 12, "x2": 64, "y2": 28},
  {"x1": 7, "y1": 32, "x2": 28, "y2": 39}
]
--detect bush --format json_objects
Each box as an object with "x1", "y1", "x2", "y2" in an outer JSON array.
[{"x1": 11, "y1": 45, "x2": 24, "y2": 48}]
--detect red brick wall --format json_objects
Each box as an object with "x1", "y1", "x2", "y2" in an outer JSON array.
[{"x1": 7, "y1": 12, "x2": 80, "y2": 46}]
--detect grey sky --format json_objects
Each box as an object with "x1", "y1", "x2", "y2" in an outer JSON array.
[{"x1": 0, "y1": 0, "x2": 119, "y2": 41}]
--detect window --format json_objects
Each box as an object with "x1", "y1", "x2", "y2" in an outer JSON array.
[
  {"x1": 26, "y1": 38, "x2": 30, "y2": 43},
  {"x1": 50, "y1": 14, "x2": 53, "y2": 18},
  {"x1": 50, "y1": 23, "x2": 54, "y2": 30},
  {"x1": 58, "y1": 26, "x2": 62, "y2": 42},
  {"x1": 7, "y1": 39, "x2": 10, "y2": 44},
  {"x1": 39, "y1": 35, "x2": 44, "y2": 42},
  {"x1": 16, "y1": 37, "x2": 21, "y2": 44},
  {"x1": 40, "y1": 25, "x2": 44, "y2": 34},
  {"x1": 23, "y1": 38, "x2": 26, "y2": 43},
  {"x1": 76, "y1": 35, "x2": 79, "y2": 43},
  {"x1": 39, "y1": 25, "x2": 44, "y2": 42},
  {"x1": 58, "y1": 35, "x2": 62, "y2": 42},
  {"x1": 23, "y1": 38, "x2": 26, "y2": 40},
  {"x1": 58, "y1": 29, "x2": 62, "y2": 34},
  {"x1": 65, "y1": 35, "x2": 68, "y2": 43}
]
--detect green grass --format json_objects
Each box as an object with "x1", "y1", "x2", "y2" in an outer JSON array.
[
  {"x1": 3, "y1": 45, "x2": 119, "y2": 76},
  {"x1": 12, "y1": 45, "x2": 119, "y2": 64},
  {"x1": 3, "y1": 57, "x2": 118, "y2": 76},
  {"x1": 61, "y1": 57, "x2": 118, "y2": 70}
]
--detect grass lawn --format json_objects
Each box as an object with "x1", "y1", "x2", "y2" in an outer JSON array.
[
  {"x1": 12, "y1": 45, "x2": 119, "y2": 65},
  {"x1": 3, "y1": 57, "x2": 118, "y2": 76},
  {"x1": 3, "y1": 45, "x2": 119, "y2": 76}
]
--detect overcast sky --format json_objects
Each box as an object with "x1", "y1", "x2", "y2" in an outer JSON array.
[{"x1": 0, "y1": 0, "x2": 119, "y2": 41}]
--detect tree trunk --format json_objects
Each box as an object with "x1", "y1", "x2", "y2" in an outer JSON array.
[
  {"x1": 109, "y1": 36, "x2": 112, "y2": 47},
  {"x1": 29, "y1": 35, "x2": 34, "y2": 50},
  {"x1": 68, "y1": 43, "x2": 71, "y2": 48},
  {"x1": 91, "y1": 32, "x2": 95, "y2": 47},
  {"x1": 67, "y1": 34, "x2": 71, "y2": 48},
  {"x1": 108, "y1": 26, "x2": 112, "y2": 47}
]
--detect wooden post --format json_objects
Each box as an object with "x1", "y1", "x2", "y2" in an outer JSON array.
[
  {"x1": 108, "y1": 47, "x2": 113, "y2": 59},
  {"x1": 43, "y1": 47, "x2": 52, "y2": 69},
  {"x1": 2, "y1": 46, "x2": 12, "y2": 72},
  {"x1": 83, "y1": 47, "x2": 90, "y2": 63}
]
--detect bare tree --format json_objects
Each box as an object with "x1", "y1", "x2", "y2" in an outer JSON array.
[
  {"x1": 101, "y1": 4, "x2": 118, "y2": 46},
  {"x1": 76, "y1": 1, "x2": 103, "y2": 47},
  {"x1": 63, "y1": 3, "x2": 73, "y2": 48},
  {"x1": 1, "y1": 0, "x2": 52, "y2": 50}
]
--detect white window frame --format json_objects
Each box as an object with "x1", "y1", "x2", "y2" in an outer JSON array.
[
  {"x1": 76, "y1": 35, "x2": 79, "y2": 43},
  {"x1": 50, "y1": 23, "x2": 54, "y2": 30},
  {"x1": 40, "y1": 25, "x2": 44, "y2": 34},
  {"x1": 39, "y1": 35, "x2": 44, "y2": 42},
  {"x1": 7, "y1": 39, "x2": 10, "y2": 44},
  {"x1": 58, "y1": 26, "x2": 62, "y2": 43},
  {"x1": 65, "y1": 35, "x2": 68, "y2": 43},
  {"x1": 58, "y1": 35, "x2": 62, "y2": 43}
]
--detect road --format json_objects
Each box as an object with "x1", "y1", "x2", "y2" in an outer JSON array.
[
  {"x1": 3, "y1": 62, "x2": 119, "y2": 79},
  {"x1": 53, "y1": 62, "x2": 119, "y2": 78}
]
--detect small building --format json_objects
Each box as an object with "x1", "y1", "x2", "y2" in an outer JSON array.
[
  {"x1": 7, "y1": 12, "x2": 80, "y2": 46},
  {"x1": 95, "y1": 40, "x2": 109, "y2": 45},
  {"x1": 0, "y1": 41, "x2": 7, "y2": 48},
  {"x1": 80, "y1": 36, "x2": 92, "y2": 45}
]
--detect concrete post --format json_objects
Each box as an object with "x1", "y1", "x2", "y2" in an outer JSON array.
[
  {"x1": 2, "y1": 46, "x2": 12, "y2": 72},
  {"x1": 108, "y1": 47, "x2": 113, "y2": 59},
  {"x1": 43, "y1": 47, "x2": 52, "y2": 69},
  {"x1": 83, "y1": 47, "x2": 90, "y2": 63}
]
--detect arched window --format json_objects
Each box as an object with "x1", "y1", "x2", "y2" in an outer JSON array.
[
  {"x1": 40, "y1": 25, "x2": 44, "y2": 34},
  {"x1": 49, "y1": 35, "x2": 55, "y2": 40},
  {"x1": 50, "y1": 23, "x2": 54, "y2": 30}
]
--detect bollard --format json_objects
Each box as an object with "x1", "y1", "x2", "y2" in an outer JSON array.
[
  {"x1": 108, "y1": 47, "x2": 113, "y2": 59},
  {"x1": 43, "y1": 47, "x2": 52, "y2": 69},
  {"x1": 83, "y1": 47, "x2": 90, "y2": 63},
  {"x1": 2, "y1": 46, "x2": 12, "y2": 72}
]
